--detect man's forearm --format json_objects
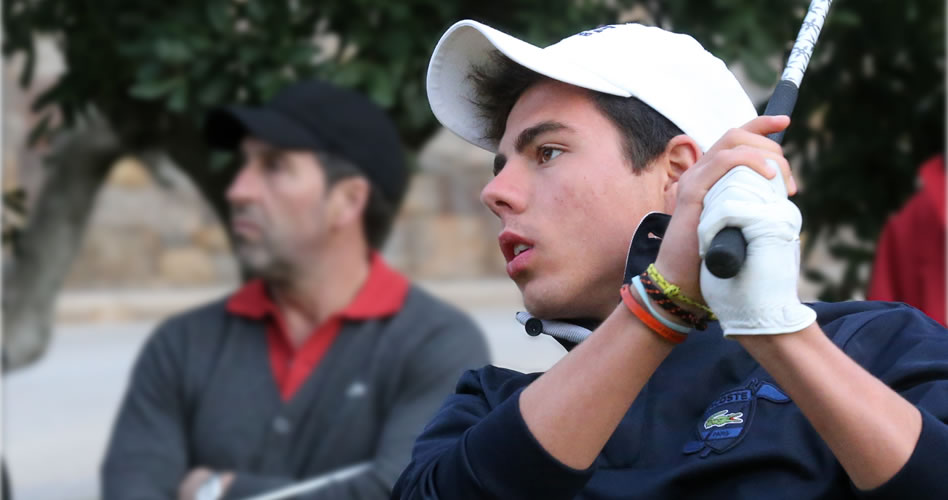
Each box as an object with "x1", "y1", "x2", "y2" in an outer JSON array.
[
  {"x1": 520, "y1": 302, "x2": 675, "y2": 470},
  {"x1": 736, "y1": 323, "x2": 922, "y2": 490}
]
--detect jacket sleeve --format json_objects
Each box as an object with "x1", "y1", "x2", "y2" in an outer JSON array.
[
  {"x1": 226, "y1": 315, "x2": 491, "y2": 500},
  {"x1": 101, "y1": 322, "x2": 190, "y2": 500},
  {"x1": 845, "y1": 304, "x2": 948, "y2": 499},
  {"x1": 391, "y1": 368, "x2": 594, "y2": 500}
]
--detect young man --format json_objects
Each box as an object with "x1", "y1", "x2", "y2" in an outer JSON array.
[
  {"x1": 393, "y1": 21, "x2": 948, "y2": 499},
  {"x1": 101, "y1": 80, "x2": 489, "y2": 500}
]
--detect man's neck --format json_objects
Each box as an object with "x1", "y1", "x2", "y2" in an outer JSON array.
[{"x1": 269, "y1": 241, "x2": 372, "y2": 348}]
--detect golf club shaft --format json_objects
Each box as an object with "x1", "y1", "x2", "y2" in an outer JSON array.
[{"x1": 704, "y1": 0, "x2": 833, "y2": 279}]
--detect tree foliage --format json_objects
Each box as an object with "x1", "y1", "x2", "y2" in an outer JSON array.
[{"x1": 3, "y1": 0, "x2": 621, "y2": 153}]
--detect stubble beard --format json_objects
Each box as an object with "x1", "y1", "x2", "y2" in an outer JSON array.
[{"x1": 233, "y1": 238, "x2": 294, "y2": 283}]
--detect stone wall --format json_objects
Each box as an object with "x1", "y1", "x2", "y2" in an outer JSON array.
[
  {"x1": 62, "y1": 157, "x2": 240, "y2": 289},
  {"x1": 385, "y1": 128, "x2": 507, "y2": 279},
  {"x1": 53, "y1": 128, "x2": 505, "y2": 290}
]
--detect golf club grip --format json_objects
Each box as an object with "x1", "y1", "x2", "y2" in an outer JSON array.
[
  {"x1": 704, "y1": 227, "x2": 747, "y2": 279},
  {"x1": 704, "y1": 82, "x2": 799, "y2": 279},
  {"x1": 763, "y1": 81, "x2": 799, "y2": 143}
]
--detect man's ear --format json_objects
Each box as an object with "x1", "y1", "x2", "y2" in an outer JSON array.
[
  {"x1": 660, "y1": 134, "x2": 701, "y2": 212},
  {"x1": 663, "y1": 134, "x2": 701, "y2": 184},
  {"x1": 327, "y1": 177, "x2": 370, "y2": 229}
]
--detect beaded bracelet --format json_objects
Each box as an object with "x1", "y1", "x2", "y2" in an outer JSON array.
[
  {"x1": 620, "y1": 284, "x2": 687, "y2": 345},
  {"x1": 639, "y1": 273, "x2": 709, "y2": 330},
  {"x1": 645, "y1": 263, "x2": 716, "y2": 318}
]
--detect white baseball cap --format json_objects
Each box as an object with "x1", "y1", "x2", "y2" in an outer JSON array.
[{"x1": 426, "y1": 20, "x2": 758, "y2": 153}]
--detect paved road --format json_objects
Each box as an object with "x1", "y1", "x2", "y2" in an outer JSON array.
[{"x1": 4, "y1": 308, "x2": 565, "y2": 500}]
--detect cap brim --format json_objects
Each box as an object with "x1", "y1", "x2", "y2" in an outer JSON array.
[
  {"x1": 426, "y1": 20, "x2": 630, "y2": 153},
  {"x1": 205, "y1": 106, "x2": 325, "y2": 151}
]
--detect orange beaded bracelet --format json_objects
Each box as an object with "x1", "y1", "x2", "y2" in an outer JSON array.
[{"x1": 620, "y1": 284, "x2": 687, "y2": 345}]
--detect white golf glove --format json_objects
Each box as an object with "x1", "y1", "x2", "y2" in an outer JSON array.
[{"x1": 698, "y1": 164, "x2": 816, "y2": 336}]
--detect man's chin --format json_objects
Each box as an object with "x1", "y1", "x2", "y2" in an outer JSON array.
[
  {"x1": 520, "y1": 279, "x2": 610, "y2": 321},
  {"x1": 235, "y1": 249, "x2": 284, "y2": 279},
  {"x1": 521, "y1": 285, "x2": 573, "y2": 320}
]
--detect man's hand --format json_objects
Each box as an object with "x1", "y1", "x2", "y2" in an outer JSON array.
[
  {"x1": 697, "y1": 163, "x2": 815, "y2": 334},
  {"x1": 654, "y1": 115, "x2": 795, "y2": 305},
  {"x1": 178, "y1": 467, "x2": 235, "y2": 500}
]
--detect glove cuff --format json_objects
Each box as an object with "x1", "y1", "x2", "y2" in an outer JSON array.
[{"x1": 720, "y1": 303, "x2": 816, "y2": 336}]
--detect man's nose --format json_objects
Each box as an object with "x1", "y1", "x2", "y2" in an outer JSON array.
[
  {"x1": 480, "y1": 162, "x2": 527, "y2": 218},
  {"x1": 226, "y1": 164, "x2": 260, "y2": 205}
]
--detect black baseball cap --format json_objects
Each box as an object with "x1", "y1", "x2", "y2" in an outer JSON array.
[{"x1": 205, "y1": 80, "x2": 407, "y2": 205}]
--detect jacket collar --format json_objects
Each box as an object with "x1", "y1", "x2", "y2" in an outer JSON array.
[{"x1": 518, "y1": 212, "x2": 671, "y2": 350}]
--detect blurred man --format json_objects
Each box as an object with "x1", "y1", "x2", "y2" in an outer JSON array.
[
  {"x1": 868, "y1": 153, "x2": 946, "y2": 326},
  {"x1": 102, "y1": 80, "x2": 488, "y2": 500},
  {"x1": 393, "y1": 21, "x2": 948, "y2": 499}
]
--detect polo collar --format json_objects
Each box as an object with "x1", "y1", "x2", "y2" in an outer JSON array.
[{"x1": 227, "y1": 252, "x2": 410, "y2": 321}]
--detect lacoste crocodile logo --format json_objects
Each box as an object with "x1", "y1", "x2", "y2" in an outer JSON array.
[{"x1": 704, "y1": 409, "x2": 744, "y2": 429}]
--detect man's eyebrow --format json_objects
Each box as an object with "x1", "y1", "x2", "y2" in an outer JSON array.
[
  {"x1": 241, "y1": 141, "x2": 271, "y2": 156},
  {"x1": 244, "y1": 143, "x2": 283, "y2": 163},
  {"x1": 514, "y1": 121, "x2": 571, "y2": 153}
]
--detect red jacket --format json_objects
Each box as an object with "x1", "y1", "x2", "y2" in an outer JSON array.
[{"x1": 868, "y1": 154, "x2": 946, "y2": 326}]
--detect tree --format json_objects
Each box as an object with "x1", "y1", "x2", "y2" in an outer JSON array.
[{"x1": 3, "y1": 0, "x2": 943, "y2": 370}]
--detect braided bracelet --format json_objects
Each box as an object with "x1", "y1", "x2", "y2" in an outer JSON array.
[
  {"x1": 645, "y1": 264, "x2": 716, "y2": 318},
  {"x1": 639, "y1": 273, "x2": 709, "y2": 330}
]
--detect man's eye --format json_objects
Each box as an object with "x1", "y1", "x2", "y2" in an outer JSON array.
[
  {"x1": 263, "y1": 156, "x2": 286, "y2": 172},
  {"x1": 538, "y1": 146, "x2": 563, "y2": 164}
]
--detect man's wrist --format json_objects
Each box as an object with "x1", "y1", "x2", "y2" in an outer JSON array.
[
  {"x1": 645, "y1": 262, "x2": 709, "y2": 316},
  {"x1": 628, "y1": 277, "x2": 692, "y2": 329},
  {"x1": 651, "y1": 258, "x2": 700, "y2": 297}
]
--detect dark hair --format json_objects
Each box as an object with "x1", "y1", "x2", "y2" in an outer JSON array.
[
  {"x1": 469, "y1": 51, "x2": 684, "y2": 172},
  {"x1": 316, "y1": 151, "x2": 397, "y2": 249}
]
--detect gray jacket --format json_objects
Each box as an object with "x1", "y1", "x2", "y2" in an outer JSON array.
[{"x1": 102, "y1": 286, "x2": 489, "y2": 499}]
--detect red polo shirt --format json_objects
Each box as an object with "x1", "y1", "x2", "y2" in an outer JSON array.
[{"x1": 227, "y1": 253, "x2": 410, "y2": 400}]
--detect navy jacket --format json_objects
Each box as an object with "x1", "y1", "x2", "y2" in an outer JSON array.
[{"x1": 392, "y1": 300, "x2": 948, "y2": 499}]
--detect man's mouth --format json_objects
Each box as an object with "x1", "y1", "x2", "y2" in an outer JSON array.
[
  {"x1": 231, "y1": 217, "x2": 262, "y2": 239},
  {"x1": 499, "y1": 232, "x2": 534, "y2": 262},
  {"x1": 513, "y1": 243, "x2": 532, "y2": 257},
  {"x1": 499, "y1": 231, "x2": 535, "y2": 278}
]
